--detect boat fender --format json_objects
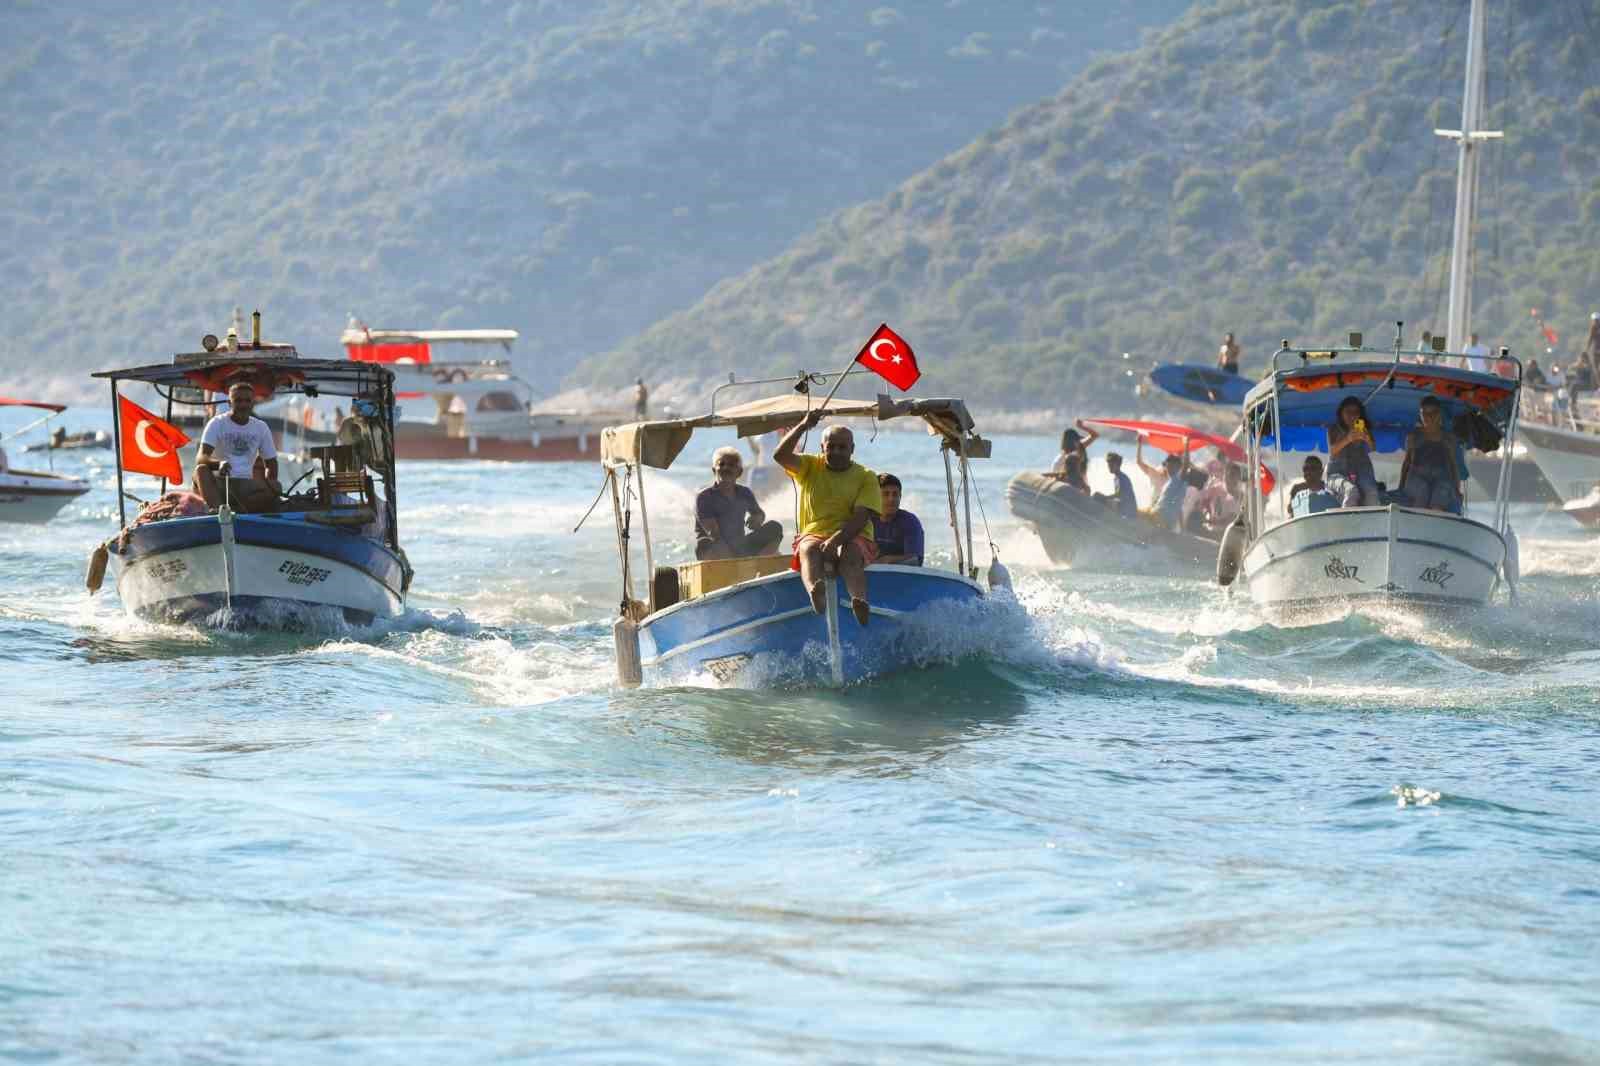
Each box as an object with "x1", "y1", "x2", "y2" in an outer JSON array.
[
  {"x1": 85, "y1": 542, "x2": 109, "y2": 594},
  {"x1": 613, "y1": 615, "x2": 642, "y2": 688},
  {"x1": 1216, "y1": 520, "x2": 1247, "y2": 587},
  {"x1": 987, "y1": 554, "x2": 1012, "y2": 591},
  {"x1": 1503, "y1": 524, "x2": 1520, "y2": 592}
]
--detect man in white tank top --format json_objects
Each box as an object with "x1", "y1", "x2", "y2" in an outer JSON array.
[{"x1": 193, "y1": 381, "x2": 281, "y2": 512}]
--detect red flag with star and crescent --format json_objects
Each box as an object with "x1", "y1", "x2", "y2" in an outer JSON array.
[
  {"x1": 854, "y1": 323, "x2": 920, "y2": 391},
  {"x1": 117, "y1": 394, "x2": 190, "y2": 482}
]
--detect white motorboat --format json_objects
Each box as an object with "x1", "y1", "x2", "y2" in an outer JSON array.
[
  {"x1": 0, "y1": 398, "x2": 91, "y2": 523},
  {"x1": 1221, "y1": 334, "x2": 1521, "y2": 612},
  {"x1": 342, "y1": 321, "x2": 628, "y2": 461},
  {"x1": 1515, "y1": 394, "x2": 1600, "y2": 520},
  {"x1": 88, "y1": 323, "x2": 412, "y2": 627}
]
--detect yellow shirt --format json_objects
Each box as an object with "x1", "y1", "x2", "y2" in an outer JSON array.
[{"x1": 785, "y1": 453, "x2": 882, "y2": 540}]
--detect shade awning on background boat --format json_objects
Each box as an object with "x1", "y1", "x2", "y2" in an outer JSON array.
[
  {"x1": 1082, "y1": 417, "x2": 1274, "y2": 493},
  {"x1": 1081, "y1": 418, "x2": 1243, "y2": 460},
  {"x1": 0, "y1": 397, "x2": 67, "y2": 413}
]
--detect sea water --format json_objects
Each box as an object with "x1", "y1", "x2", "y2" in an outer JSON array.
[{"x1": 3, "y1": 430, "x2": 1598, "y2": 1063}]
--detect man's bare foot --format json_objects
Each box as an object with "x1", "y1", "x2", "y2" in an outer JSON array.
[
  {"x1": 851, "y1": 597, "x2": 870, "y2": 626},
  {"x1": 809, "y1": 579, "x2": 826, "y2": 615}
]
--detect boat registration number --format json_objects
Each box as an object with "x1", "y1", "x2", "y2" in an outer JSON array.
[{"x1": 279, "y1": 561, "x2": 331, "y2": 586}]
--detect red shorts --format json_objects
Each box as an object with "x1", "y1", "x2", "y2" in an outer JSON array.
[{"x1": 791, "y1": 533, "x2": 879, "y2": 570}]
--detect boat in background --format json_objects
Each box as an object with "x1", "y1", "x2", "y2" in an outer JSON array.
[
  {"x1": 90, "y1": 318, "x2": 411, "y2": 626},
  {"x1": 599, "y1": 379, "x2": 1004, "y2": 688},
  {"x1": 1006, "y1": 418, "x2": 1264, "y2": 576},
  {"x1": 1515, "y1": 392, "x2": 1600, "y2": 527},
  {"x1": 21, "y1": 428, "x2": 110, "y2": 452},
  {"x1": 1223, "y1": 333, "x2": 1519, "y2": 612},
  {"x1": 0, "y1": 397, "x2": 91, "y2": 523},
  {"x1": 1147, "y1": 364, "x2": 1252, "y2": 409},
  {"x1": 343, "y1": 320, "x2": 628, "y2": 461},
  {"x1": 1145, "y1": 360, "x2": 1554, "y2": 504}
]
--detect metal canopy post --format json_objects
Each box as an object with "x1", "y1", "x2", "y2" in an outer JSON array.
[
  {"x1": 959, "y1": 437, "x2": 974, "y2": 579},
  {"x1": 942, "y1": 446, "x2": 964, "y2": 577},
  {"x1": 381, "y1": 374, "x2": 400, "y2": 552},
  {"x1": 109, "y1": 377, "x2": 126, "y2": 529}
]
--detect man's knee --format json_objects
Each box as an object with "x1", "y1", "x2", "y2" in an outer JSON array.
[{"x1": 751, "y1": 520, "x2": 783, "y2": 551}]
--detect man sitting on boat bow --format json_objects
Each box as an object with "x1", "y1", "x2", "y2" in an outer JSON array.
[
  {"x1": 192, "y1": 381, "x2": 281, "y2": 513},
  {"x1": 775, "y1": 412, "x2": 883, "y2": 626}
]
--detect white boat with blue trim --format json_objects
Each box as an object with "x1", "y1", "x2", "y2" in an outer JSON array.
[
  {"x1": 598, "y1": 380, "x2": 1006, "y2": 688},
  {"x1": 1219, "y1": 329, "x2": 1521, "y2": 613},
  {"x1": 1, "y1": 398, "x2": 91, "y2": 524},
  {"x1": 88, "y1": 330, "x2": 412, "y2": 626}
]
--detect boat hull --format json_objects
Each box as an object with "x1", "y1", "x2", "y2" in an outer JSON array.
[
  {"x1": 0, "y1": 471, "x2": 90, "y2": 523},
  {"x1": 107, "y1": 513, "x2": 405, "y2": 625},
  {"x1": 1239, "y1": 505, "x2": 1504, "y2": 611},
  {"x1": 1517, "y1": 420, "x2": 1600, "y2": 504},
  {"x1": 393, "y1": 421, "x2": 603, "y2": 461},
  {"x1": 1005, "y1": 471, "x2": 1216, "y2": 576},
  {"x1": 638, "y1": 566, "x2": 985, "y2": 686}
]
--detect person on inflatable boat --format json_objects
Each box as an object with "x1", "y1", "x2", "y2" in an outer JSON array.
[{"x1": 775, "y1": 411, "x2": 882, "y2": 626}]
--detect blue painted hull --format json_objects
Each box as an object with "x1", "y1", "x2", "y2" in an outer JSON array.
[
  {"x1": 1149, "y1": 363, "x2": 1251, "y2": 407},
  {"x1": 639, "y1": 565, "x2": 986, "y2": 686},
  {"x1": 107, "y1": 513, "x2": 406, "y2": 627}
]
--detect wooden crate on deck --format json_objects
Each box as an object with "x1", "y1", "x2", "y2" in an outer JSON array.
[{"x1": 677, "y1": 555, "x2": 791, "y2": 599}]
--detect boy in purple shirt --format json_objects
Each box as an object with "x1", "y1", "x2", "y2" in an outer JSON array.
[{"x1": 873, "y1": 474, "x2": 924, "y2": 565}]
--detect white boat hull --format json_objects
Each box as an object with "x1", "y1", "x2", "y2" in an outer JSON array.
[
  {"x1": 108, "y1": 516, "x2": 405, "y2": 626},
  {"x1": 1517, "y1": 420, "x2": 1600, "y2": 504},
  {"x1": 1239, "y1": 505, "x2": 1505, "y2": 611},
  {"x1": 0, "y1": 470, "x2": 90, "y2": 523}
]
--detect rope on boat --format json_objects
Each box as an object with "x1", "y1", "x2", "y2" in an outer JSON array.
[{"x1": 573, "y1": 469, "x2": 613, "y2": 534}]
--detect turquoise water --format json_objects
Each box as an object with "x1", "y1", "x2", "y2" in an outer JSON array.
[{"x1": 4, "y1": 429, "x2": 1599, "y2": 1063}]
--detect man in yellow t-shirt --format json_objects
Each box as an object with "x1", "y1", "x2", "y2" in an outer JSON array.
[{"x1": 774, "y1": 410, "x2": 883, "y2": 625}]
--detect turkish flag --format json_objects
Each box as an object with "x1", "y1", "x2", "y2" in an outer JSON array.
[
  {"x1": 118, "y1": 395, "x2": 190, "y2": 482},
  {"x1": 853, "y1": 323, "x2": 920, "y2": 391}
]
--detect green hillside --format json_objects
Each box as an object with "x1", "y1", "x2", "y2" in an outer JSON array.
[
  {"x1": 577, "y1": 0, "x2": 1600, "y2": 410},
  {"x1": 0, "y1": 0, "x2": 1187, "y2": 398}
]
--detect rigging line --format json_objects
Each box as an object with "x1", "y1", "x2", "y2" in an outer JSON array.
[
  {"x1": 572, "y1": 467, "x2": 613, "y2": 534},
  {"x1": 970, "y1": 465, "x2": 998, "y2": 553}
]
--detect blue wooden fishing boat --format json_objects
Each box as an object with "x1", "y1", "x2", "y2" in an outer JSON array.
[
  {"x1": 598, "y1": 383, "x2": 1005, "y2": 687},
  {"x1": 87, "y1": 320, "x2": 412, "y2": 626}
]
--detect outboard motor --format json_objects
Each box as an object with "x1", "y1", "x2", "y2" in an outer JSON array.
[{"x1": 1216, "y1": 518, "x2": 1248, "y2": 587}]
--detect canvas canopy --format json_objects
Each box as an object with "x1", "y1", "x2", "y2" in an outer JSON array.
[
  {"x1": 601, "y1": 393, "x2": 982, "y2": 469},
  {"x1": 1244, "y1": 362, "x2": 1517, "y2": 453},
  {"x1": 92, "y1": 353, "x2": 395, "y2": 400}
]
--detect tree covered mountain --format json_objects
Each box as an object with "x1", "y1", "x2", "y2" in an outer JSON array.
[
  {"x1": 0, "y1": 0, "x2": 1188, "y2": 399},
  {"x1": 577, "y1": 0, "x2": 1600, "y2": 410}
]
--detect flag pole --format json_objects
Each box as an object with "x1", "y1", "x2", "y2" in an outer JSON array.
[{"x1": 811, "y1": 357, "x2": 859, "y2": 417}]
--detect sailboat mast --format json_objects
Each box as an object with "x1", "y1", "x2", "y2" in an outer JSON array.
[{"x1": 1436, "y1": 0, "x2": 1501, "y2": 352}]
